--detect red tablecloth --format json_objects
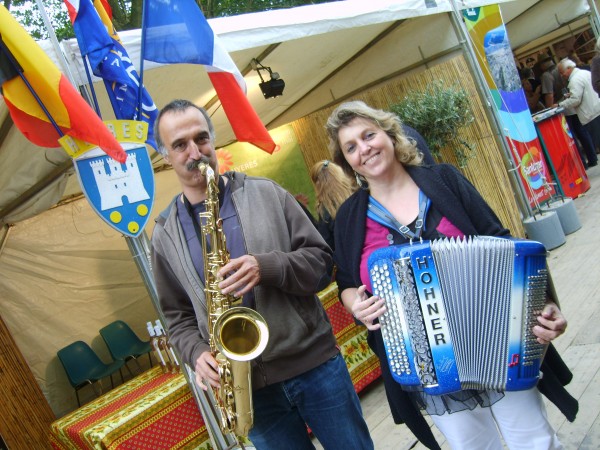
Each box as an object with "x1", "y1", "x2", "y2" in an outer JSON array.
[
  {"x1": 318, "y1": 282, "x2": 382, "y2": 392},
  {"x1": 49, "y1": 367, "x2": 208, "y2": 449}
]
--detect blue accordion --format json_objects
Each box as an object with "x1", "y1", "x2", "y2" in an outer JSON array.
[{"x1": 368, "y1": 236, "x2": 548, "y2": 395}]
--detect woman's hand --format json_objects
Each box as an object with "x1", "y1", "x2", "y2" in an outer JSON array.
[
  {"x1": 533, "y1": 302, "x2": 567, "y2": 345},
  {"x1": 352, "y1": 285, "x2": 386, "y2": 330}
]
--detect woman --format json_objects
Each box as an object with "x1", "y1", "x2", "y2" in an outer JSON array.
[
  {"x1": 309, "y1": 160, "x2": 355, "y2": 250},
  {"x1": 327, "y1": 101, "x2": 571, "y2": 450}
]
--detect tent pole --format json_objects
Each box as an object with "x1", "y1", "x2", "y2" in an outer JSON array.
[
  {"x1": 448, "y1": 2, "x2": 533, "y2": 221},
  {"x1": 34, "y1": 0, "x2": 79, "y2": 87},
  {"x1": 587, "y1": 0, "x2": 600, "y2": 37},
  {"x1": 124, "y1": 233, "x2": 163, "y2": 321},
  {"x1": 124, "y1": 233, "x2": 241, "y2": 450}
]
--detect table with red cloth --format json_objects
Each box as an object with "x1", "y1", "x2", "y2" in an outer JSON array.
[
  {"x1": 318, "y1": 282, "x2": 382, "y2": 393},
  {"x1": 49, "y1": 366, "x2": 209, "y2": 450},
  {"x1": 49, "y1": 282, "x2": 381, "y2": 449}
]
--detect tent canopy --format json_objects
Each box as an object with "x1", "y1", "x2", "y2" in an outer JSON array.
[{"x1": 0, "y1": 0, "x2": 596, "y2": 224}]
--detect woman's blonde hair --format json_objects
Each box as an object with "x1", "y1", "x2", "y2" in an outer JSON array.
[
  {"x1": 325, "y1": 100, "x2": 422, "y2": 180},
  {"x1": 309, "y1": 160, "x2": 355, "y2": 220}
]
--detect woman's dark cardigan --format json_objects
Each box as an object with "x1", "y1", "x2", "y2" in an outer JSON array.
[{"x1": 334, "y1": 164, "x2": 578, "y2": 447}]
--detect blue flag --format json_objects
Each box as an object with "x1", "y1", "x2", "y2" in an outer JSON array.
[
  {"x1": 143, "y1": 0, "x2": 214, "y2": 66},
  {"x1": 64, "y1": 0, "x2": 158, "y2": 150}
]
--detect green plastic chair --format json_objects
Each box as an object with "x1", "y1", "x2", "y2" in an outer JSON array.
[
  {"x1": 99, "y1": 320, "x2": 153, "y2": 373},
  {"x1": 57, "y1": 340, "x2": 125, "y2": 406}
]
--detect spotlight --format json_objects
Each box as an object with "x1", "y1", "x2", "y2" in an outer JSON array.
[{"x1": 252, "y1": 58, "x2": 285, "y2": 99}]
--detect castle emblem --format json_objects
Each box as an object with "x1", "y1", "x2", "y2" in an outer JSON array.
[
  {"x1": 90, "y1": 153, "x2": 150, "y2": 210},
  {"x1": 74, "y1": 145, "x2": 155, "y2": 237}
]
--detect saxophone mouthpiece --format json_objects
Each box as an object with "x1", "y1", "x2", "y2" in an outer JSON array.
[{"x1": 188, "y1": 157, "x2": 212, "y2": 174}]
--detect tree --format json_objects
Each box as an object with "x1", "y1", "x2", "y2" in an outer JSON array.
[
  {"x1": 6, "y1": 0, "x2": 72, "y2": 40},
  {"x1": 6, "y1": 0, "x2": 338, "y2": 41}
]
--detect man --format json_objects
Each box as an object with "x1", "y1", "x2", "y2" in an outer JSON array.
[
  {"x1": 150, "y1": 99, "x2": 374, "y2": 449},
  {"x1": 557, "y1": 58, "x2": 600, "y2": 167},
  {"x1": 540, "y1": 57, "x2": 564, "y2": 108},
  {"x1": 541, "y1": 56, "x2": 596, "y2": 168}
]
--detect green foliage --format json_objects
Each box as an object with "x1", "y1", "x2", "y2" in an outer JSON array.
[
  {"x1": 390, "y1": 80, "x2": 475, "y2": 168},
  {"x1": 9, "y1": 0, "x2": 72, "y2": 40}
]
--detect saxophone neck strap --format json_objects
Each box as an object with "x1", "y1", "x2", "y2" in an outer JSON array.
[
  {"x1": 367, "y1": 190, "x2": 430, "y2": 240},
  {"x1": 182, "y1": 175, "x2": 227, "y2": 242}
]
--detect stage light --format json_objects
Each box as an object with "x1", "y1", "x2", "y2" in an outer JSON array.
[{"x1": 252, "y1": 58, "x2": 285, "y2": 99}]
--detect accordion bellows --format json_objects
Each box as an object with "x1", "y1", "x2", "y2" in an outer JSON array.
[{"x1": 368, "y1": 236, "x2": 548, "y2": 395}]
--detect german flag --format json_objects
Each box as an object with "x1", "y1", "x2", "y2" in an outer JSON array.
[{"x1": 0, "y1": 5, "x2": 126, "y2": 162}]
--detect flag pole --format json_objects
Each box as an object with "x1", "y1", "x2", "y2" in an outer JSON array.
[
  {"x1": 137, "y1": 0, "x2": 148, "y2": 121},
  {"x1": 80, "y1": 55, "x2": 104, "y2": 117},
  {"x1": 34, "y1": 0, "x2": 77, "y2": 85},
  {"x1": 35, "y1": 0, "x2": 102, "y2": 116}
]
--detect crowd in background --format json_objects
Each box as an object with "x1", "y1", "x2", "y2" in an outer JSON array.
[{"x1": 518, "y1": 41, "x2": 600, "y2": 168}]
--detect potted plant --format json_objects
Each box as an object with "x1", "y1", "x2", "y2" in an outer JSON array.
[{"x1": 391, "y1": 80, "x2": 475, "y2": 168}]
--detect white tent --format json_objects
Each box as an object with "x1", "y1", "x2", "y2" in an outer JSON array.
[
  {"x1": 0, "y1": 0, "x2": 598, "y2": 417},
  {"x1": 1, "y1": 0, "x2": 597, "y2": 224}
]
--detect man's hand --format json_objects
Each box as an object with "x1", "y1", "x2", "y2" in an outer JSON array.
[
  {"x1": 533, "y1": 302, "x2": 567, "y2": 345},
  {"x1": 217, "y1": 255, "x2": 260, "y2": 297},
  {"x1": 194, "y1": 351, "x2": 220, "y2": 390}
]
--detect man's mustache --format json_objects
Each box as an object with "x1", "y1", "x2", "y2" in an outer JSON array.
[{"x1": 187, "y1": 156, "x2": 211, "y2": 171}]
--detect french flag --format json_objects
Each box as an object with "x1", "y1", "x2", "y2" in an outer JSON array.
[{"x1": 142, "y1": 0, "x2": 277, "y2": 154}]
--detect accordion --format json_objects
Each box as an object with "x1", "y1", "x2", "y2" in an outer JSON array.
[{"x1": 368, "y1": 236, "x2": 548, "y2": 395}]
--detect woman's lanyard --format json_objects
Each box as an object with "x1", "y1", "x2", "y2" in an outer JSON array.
[{"x1": 367, "y1": 190, "x2": 430, "y2": 241}]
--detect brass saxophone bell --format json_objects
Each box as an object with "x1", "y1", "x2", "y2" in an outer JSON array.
[{"x1": 213, "y1": 307, "x2": 269, "y2": 362}]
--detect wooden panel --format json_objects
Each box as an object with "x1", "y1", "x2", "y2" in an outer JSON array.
[{"x1": 0, "y1": 314, "x2": 55, "y2": 449}]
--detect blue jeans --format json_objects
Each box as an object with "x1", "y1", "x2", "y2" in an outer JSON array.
[
  {"x1": 583, "y1": 115, "x2": 600, "y2": 164},
  {"x1": 248, "y1": 353, "x2": 374, "y2": 450}
]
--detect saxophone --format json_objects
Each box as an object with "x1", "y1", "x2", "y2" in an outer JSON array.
[{"x1": 197, "y1": 162, "x2": 269, "y2": 437}]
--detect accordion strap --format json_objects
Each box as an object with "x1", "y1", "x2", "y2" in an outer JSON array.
[{"x1": 367, "y1": 190, "x2": 430, "y2": 240}]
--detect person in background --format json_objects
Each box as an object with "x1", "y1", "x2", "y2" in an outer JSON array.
[
  {"x1": 309, "y1": 160, "x2": 356, "y2": 251},
  {"x1": 557, "y1": 58, "x2": 600, "y2": 167},
  {"x1": 570, "y1": 51, "x2": 590, "y2": 70},
  {"x1": 522, "y1": 75, "x2": 545, "y2": 113},
  {"x1": 327, "y1": 100, "x2": 576, "y2": 450},
  {"x1": 151, "y1": 99, "x2": 374, "y2": 450},
  {"x1": 541, "y1": 56, "x2": 596, "y2": 168},
  {"x1": 521, "y1": 66, "x2": 541, "y2": 92},
  {"x1": 540, "y1": 56, "x2": 565, "y2": 108},
  {"x1": 590, "y1": 39, "x2": 600, "y2": 97}
]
